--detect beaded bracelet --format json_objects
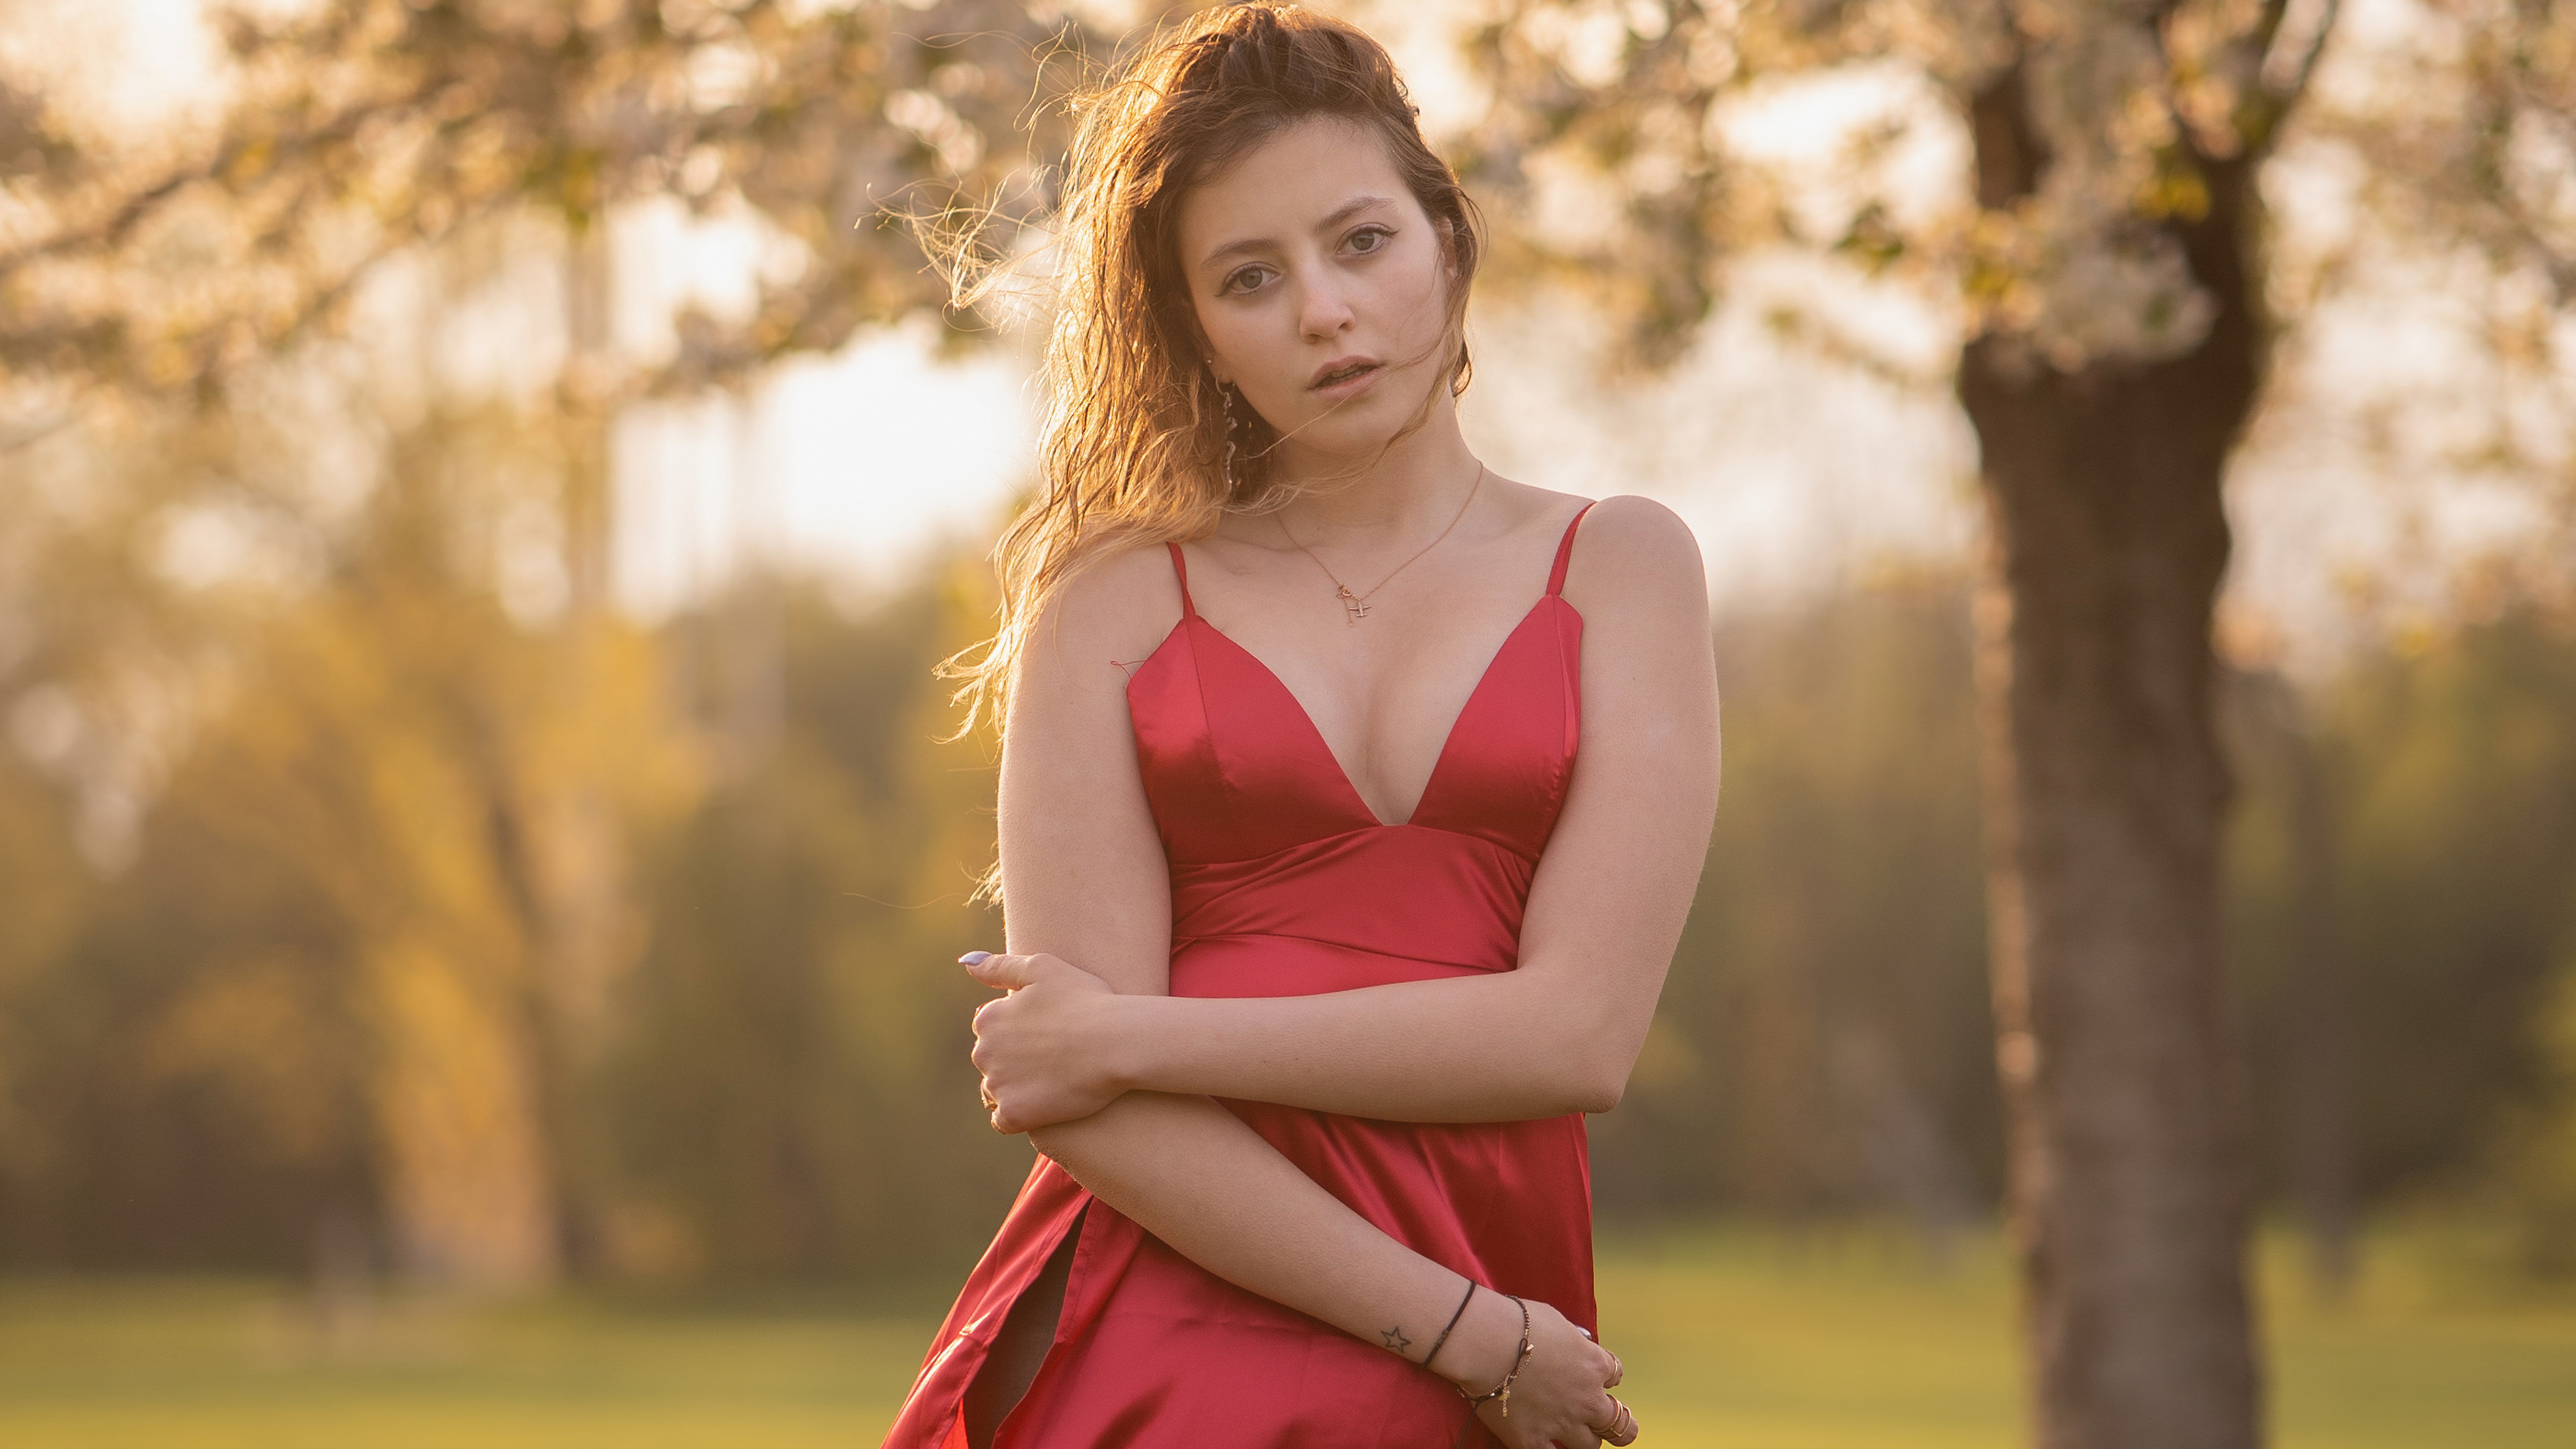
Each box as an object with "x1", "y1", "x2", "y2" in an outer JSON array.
[
  {"x1": 1455, "y1": 1293, "x2": 1534, "y2": 1419},
  {"x1": 1422, "y1": 1278, "x2": 1477, "y2": 1373}
]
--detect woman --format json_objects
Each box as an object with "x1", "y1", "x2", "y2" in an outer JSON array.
[{"x1": 883, "y1": 7, "x2": 1718, "y2": 1447}]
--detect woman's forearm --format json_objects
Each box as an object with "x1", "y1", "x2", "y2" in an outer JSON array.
[
  {"x1": 1030, "y1": 1089, "x2": 1526, "y2": 1386},
  {"x1": 1106, "y1": 962, "x2": 1642, "y2": 1122}
]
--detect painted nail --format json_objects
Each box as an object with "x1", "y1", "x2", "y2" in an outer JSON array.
[{"x1": 959, "y1": 951, "x2": 992, "y2": 966}]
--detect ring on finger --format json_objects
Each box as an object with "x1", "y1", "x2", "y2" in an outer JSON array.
[{"x1": 1603, "y1": 1395, "x2": 1639, "y2": 1446}]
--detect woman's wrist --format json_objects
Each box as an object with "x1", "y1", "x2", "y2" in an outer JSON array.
[
  {"x1": 1101, "y1": 992, "x2": 1161, "y2": 1095},
  {"x1": 1429, "y1": 1280, "x2": 1525, "y2": 1391}
]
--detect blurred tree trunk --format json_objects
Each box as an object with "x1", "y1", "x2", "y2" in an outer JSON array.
[
  {"x1": 1960, "y1": 62, "x2": 2261, "y2": 1449},
  {"x1": 371, "y1": 935, "x2": 559, "y2": 1287},
  {"x1": 2277, "y1": 685, "x2": 2356, "y2": 1298},
  {"x1": 562, "y1": 223, "x2": 617, "y2": 617},
  {"x1": 538, "y1": 218, "x2": 625, "y2": 1277}
]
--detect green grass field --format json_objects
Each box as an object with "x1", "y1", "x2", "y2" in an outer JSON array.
[{"x1": 2, "y1": 1224, "x2": 2569, "y2": 1447}]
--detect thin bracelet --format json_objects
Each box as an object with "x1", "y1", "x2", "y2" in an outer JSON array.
[
  {"x1": 1422, "y1": 1278, "x2": 1476, "y2": 1372},
  {"x1": 1456, "y1": 1293, "x2": 1534, "y2": 1419}
]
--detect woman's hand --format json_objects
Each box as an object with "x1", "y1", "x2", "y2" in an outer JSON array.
[
  {"x1": 1437, "y1": 1291, "x2": 1634, "y2": 1448},
  {"x1": 962, "y1": 950, "x2": 1129, "y2": 1133}
]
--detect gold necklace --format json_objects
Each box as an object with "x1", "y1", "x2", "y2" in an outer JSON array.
[{"x1": 1280, "y1": 463, "x2": 1486, "y2": 625}]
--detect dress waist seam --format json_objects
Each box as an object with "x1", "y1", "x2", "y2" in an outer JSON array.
[
  {"x1": 1169, "y1": 930, "x2": 1513, "y2": 975},
  {"x1": 1169, "y1": 821, "x2": 1540, "y2": 872}
]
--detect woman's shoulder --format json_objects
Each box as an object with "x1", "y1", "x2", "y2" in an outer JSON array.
[
  {"x1": 1558, "y1": 494, "x2": 1706, "y2": 616},
  {"x1": 1034, "y1": 535, "x2": 1190, "y2": 662},
  {"x1": 1566, "y1": 492, "x2": 1696, "y2": 554},
  {"x1": 1059, "y1": 533, "x2": 1184, "y2": 602}
]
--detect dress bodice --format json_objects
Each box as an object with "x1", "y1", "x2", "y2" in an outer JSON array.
[{"x1": 1124, "y1": 503, "x2": 1592, "y2": 988}]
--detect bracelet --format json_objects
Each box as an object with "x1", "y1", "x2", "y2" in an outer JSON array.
[
  {"x1": 1455, "y1": 1293, "x2": 1534, "y2": 1419},
  {"x1": 1422, "y1": 1278, "x2": 1476, "y2": 1372}
]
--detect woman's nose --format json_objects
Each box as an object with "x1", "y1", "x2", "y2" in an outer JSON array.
[{"x1": 1297, "y1": 274, "x2": 1355, "y2": 340}]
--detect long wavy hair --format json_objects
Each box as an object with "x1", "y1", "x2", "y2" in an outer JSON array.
[{"x1": 938, "y1": 2, "x2": 1483, "y2": 741}]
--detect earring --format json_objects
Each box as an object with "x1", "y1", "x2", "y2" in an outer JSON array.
[{"x1": 1220, "y1": 381, "x2": 1241, "y2": 493}]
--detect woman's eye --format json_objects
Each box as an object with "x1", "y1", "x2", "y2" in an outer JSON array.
[
  {"x1": 1347, "y1": 226, "x2": 1393, "y2": 255},
  {"x1": 1224, "y1": 266, "x2": 1270, "y2": 295}
]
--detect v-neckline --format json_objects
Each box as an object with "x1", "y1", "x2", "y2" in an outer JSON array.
[{"x1": 1151, "y1": 596, "x2": 1569, "y2": 830}]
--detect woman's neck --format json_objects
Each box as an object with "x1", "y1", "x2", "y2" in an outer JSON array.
[{"x1": 1264, "y1": 402, "x2": 1480, "y2": 544}]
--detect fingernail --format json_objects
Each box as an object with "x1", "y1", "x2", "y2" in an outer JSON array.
[{"x1": 959, "y1": 951, "x2": 992, "y2": 966}]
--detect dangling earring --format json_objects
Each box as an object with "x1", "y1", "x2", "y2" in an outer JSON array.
[{"x1": 1220, "y1": 381, "x2": 1242, "y2": 493}]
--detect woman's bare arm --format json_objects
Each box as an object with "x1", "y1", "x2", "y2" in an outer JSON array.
[
  {"x1": 971, "y1": 497, "x2": 1717, "y2": 1126},
  {"x1": 985, "y1": 543, "x2": 1616, "y2": 1447}
]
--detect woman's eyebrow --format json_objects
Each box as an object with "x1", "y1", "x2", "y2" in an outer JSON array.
[
  {"x1": 1314, "y1": 193, "x2": 1397, "y2": 231},
  {"x1": 1195, "y1": 193, "x2": 1397, "y2": 271}
]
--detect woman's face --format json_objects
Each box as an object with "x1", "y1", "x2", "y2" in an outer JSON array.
[{"x1": 1174, "y1": 116, "x2": 1454, "y2": 465}]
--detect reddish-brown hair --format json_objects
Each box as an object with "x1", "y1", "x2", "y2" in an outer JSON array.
[{"x1": 942, "y1": 2, "x2": 1483, "y2": 739}]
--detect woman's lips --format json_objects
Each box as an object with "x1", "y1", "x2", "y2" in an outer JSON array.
[{"x1": 1308, "y1": 362, "x2": 1383, "y2": 400}]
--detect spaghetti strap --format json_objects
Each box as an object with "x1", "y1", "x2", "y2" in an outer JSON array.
[
  {"x1": 1165, "y1": 541, "x2": 1198, "y2": 618},
  {"x1": 1546, "y1": 502, "x2": 1595, "y2": 597}
]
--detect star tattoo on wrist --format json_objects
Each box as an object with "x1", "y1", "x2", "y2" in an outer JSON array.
[{"x1": 1380, "y1": 1325, "x2": 1412, "y2": 1354}]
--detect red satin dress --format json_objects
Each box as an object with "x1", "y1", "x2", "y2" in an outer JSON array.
[{"x1": 883, "y1": 503, "x2": 1598, "y2": 1449}]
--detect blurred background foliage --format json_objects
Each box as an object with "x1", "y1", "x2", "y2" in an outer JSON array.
[
  {"x1": 6, "y1": 544, "x2": 2576, "y2": 1288},
  {"x1": 0, "y1": 0, "x2": 2571, "y2": 1335}
]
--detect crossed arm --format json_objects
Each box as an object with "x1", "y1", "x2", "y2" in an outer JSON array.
[{"x1": 971, "y1": 498, "x2": 1717, "y2": 1441}]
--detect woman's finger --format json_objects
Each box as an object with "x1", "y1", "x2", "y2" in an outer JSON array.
[
  {"x1": 984, "y1": 1084, "x2": 1020, "y2": 1135},
  {"x1": 1597, "y1": 1392, "x2": 1639, "y2": 1446},
  {"x1": 959, "y1": 950, "x2": 1035, "y2": 990}
]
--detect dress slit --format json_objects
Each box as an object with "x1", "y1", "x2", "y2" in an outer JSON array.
[{"x1": 966, "y1": 1200, "x2": 1089, "y2": 1447}]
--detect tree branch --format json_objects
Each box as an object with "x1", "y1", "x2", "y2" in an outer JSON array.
[{"x1": 2243, "y1": 0, "x2": 2342, "y2": 156}]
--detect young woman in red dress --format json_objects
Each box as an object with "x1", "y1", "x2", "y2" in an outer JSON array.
[{"x1": 882, "y1": 6, "x2": 1719, "y2": 1446}]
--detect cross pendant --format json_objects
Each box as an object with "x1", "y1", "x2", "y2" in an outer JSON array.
[{"x1": 1337, "y1": 586, "x2": 1370, "y2": 625}]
